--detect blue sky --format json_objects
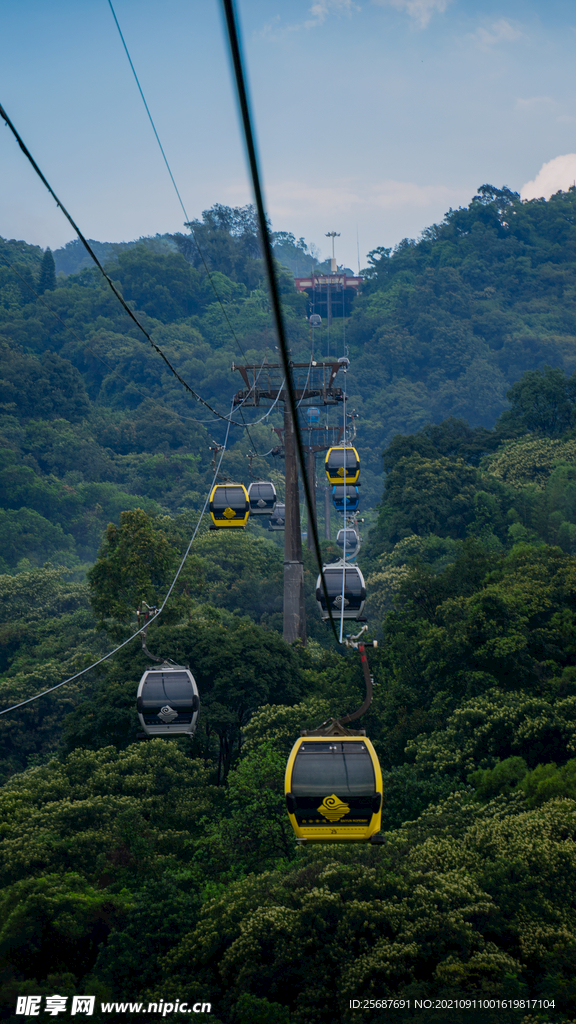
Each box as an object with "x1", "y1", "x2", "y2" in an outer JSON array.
[{"x1": 1, "y1": 0, "x2": 576, "y2": 269}]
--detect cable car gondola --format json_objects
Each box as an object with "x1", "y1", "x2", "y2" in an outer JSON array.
[
  {"x1": 316, "y1": 563, "x2": 366, "y2": 620},
  {"x1": 248, "y1": 481, "x2": 277, "y2": 515},
  {"x1": 268, "y1": 502, "x2": 285, "y2": 530},
  {"x1": 325, "y1": 446, "x2": 360, "y2": 485},
  {"x1": 285, "y1": 735, "x2": 382, "y2": 842},
  {"x1": 305, "y1": 407, "x2": 320, "y2": 425},
  {"x1": 137, "y1": 663, "x2": 200, "y2": 737},
  {"x1": 332, "y1": 484, "x2": 360, "y2": 513},
  {"x1": 336, "y1": 527, "x2": 360, "y2": 560},
  {"x1": 209, "y1": 483, "x2": 250, "y2": 529}
]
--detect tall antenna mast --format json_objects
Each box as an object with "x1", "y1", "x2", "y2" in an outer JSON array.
[{"x1": 326, "y1": 231, "x2": 340, "y2": 274}]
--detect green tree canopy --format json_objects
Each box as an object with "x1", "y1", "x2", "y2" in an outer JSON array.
[{"x1": 37, "y1": 247, "x2": 56, "y2": 294}]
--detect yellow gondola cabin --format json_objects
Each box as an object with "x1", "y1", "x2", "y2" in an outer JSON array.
[
  {"x1": 209, "y1": 484, "x2": 250, "y2": 529},
  {"x1": 325, "y1": 446, "x2": 360, "y2": 485},
  {"x1": 285, "y1": 734, "x2": 382, "y2": 843}
]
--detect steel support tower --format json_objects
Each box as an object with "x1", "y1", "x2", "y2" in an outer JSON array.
[{"x1": 233, "y1": 362, "x2": 345, "y2": 645}]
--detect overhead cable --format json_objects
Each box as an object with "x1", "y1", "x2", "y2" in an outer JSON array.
[{"x1": 221, "y1": 0, "x2": 342, "y2": 645}]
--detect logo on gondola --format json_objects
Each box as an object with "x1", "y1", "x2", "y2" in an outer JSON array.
[
  {"x1": 337, "y1": 467, "x2": 345, "y2": 477},
  {"x1": 317, "y1": 795, "x2": 350, "y2": 821},
  {"x1": 256, "y1": 498, "x2": 266, "y2": 507},
  {"x1": 333, "y1": 595, "x2": 349, "y2": 609},
  {"x1": 223, "y1": 507, "x2": 236, "y2": 519},
  {"x1": 158, "y1": 705, "x2": 178, "y2": 723}
]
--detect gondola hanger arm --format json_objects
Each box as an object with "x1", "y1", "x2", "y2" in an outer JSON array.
[
  {"x1": 303, "y1": 631, "x2": 378, "y2": 737},
  {"x1": 137, "y1": 602, "x2": 174, "y2": 664},
  {"x1": 336, "y1": 628, "x2": 378, "y2": 728},
  {"x1": 337, "y1": 640, "x2": 375, "y2": 727}
]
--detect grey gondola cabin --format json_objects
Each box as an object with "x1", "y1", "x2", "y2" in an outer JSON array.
[
  {"x1": 248, "y1": 481, "x2": 277, "y2": 515},
  {"x1": 137, "y1": 664, "x2": 200, "y2": 737},
  {"x1": 209, "y1": 483, "x2": 250, "y2": 529},
  {"x1": 269, "y1": 502, "x2": 285, "y2": 530},
  {"x1": 316, "y1": 563, "x2": 366, "y2": 620},
  {"x1": 285, "y1": 736, "x2": 382, "y2": 842},
  {"x1": 336, "y1": 527, "x2": 360, "y2": 559}
]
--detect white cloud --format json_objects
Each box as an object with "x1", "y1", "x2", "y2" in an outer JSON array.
[
  {"x1": 473, "y1": 18, "x2": 524, "y2": 47},
  {"x1": 372, "y1": 0, "x2": 452, "y2": 29},
  {"x1": 259, "y1": 0, "x2": 359, "y2": 38},
  {"x1": 305, "y1": 0, "x2": 359, "y2": 28},
  {"x1": 521, "y1": 155, "x2": 576, "y2": 200}
]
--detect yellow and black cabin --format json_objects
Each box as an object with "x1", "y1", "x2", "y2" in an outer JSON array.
[
  {"x1": 209, "y1": 484, "x2": 250, "y2": 528},
  {"x1": 285, "y1": 735, "x2": 382, "y2": 842},
  {"x1": 325, "y1": 446, "x2": 360, "y2": 485}
]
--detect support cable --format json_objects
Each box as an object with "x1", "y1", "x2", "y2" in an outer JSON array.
[
  {"x1": 221, "y1": 0, "x2": 342, "y2": 645},
  {"x1": 0, "y1": 415, "x2": 232, "y2": 716}
]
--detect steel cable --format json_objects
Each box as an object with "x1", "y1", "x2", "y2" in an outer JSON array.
[{"x1": 221, "y1": 0, "x2": 343, "y2": 645}]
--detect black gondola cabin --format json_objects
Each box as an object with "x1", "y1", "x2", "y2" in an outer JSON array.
[
  {"x1": 209, "y1": 484, "x2": 250, "y2": 528},
  {"x1": 137, "y1": 664, "x2": 200, "y2": 737},
  {"x1": 325, "y1": 446, "x2": 360, "y2": 485},
  {"x1": 285, "y1": 736, "x2": 382, "y2": 842}
]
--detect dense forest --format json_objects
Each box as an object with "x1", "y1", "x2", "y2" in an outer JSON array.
[{"x1": 2, "y1": 187, "x2": 576, "y2": 1023}]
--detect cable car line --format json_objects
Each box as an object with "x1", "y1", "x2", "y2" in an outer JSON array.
[
  {"x1": 0, "y1": 414, "x2": 232, "y2": 717},
  {"x1": 222, "y1": 0, "x2": 384, "y2": 845},
  {"x1": 221, "y1": 0, "x2": 343, "y2": 645},
  {"x1": 0, "y1": 100, "x2": 242, "y2": 426},
  {"x1": 3, "y1": 10, "x2": 379, "y2": 839}
]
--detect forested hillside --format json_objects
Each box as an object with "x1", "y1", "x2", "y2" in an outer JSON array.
[{"x1": 2, "y1": 189, "x2": 576, "y2": 1023}]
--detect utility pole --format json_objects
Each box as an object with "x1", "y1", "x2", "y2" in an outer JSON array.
[{"x1": 233, "y1": 361, "x2": 346, "y2": 645}]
